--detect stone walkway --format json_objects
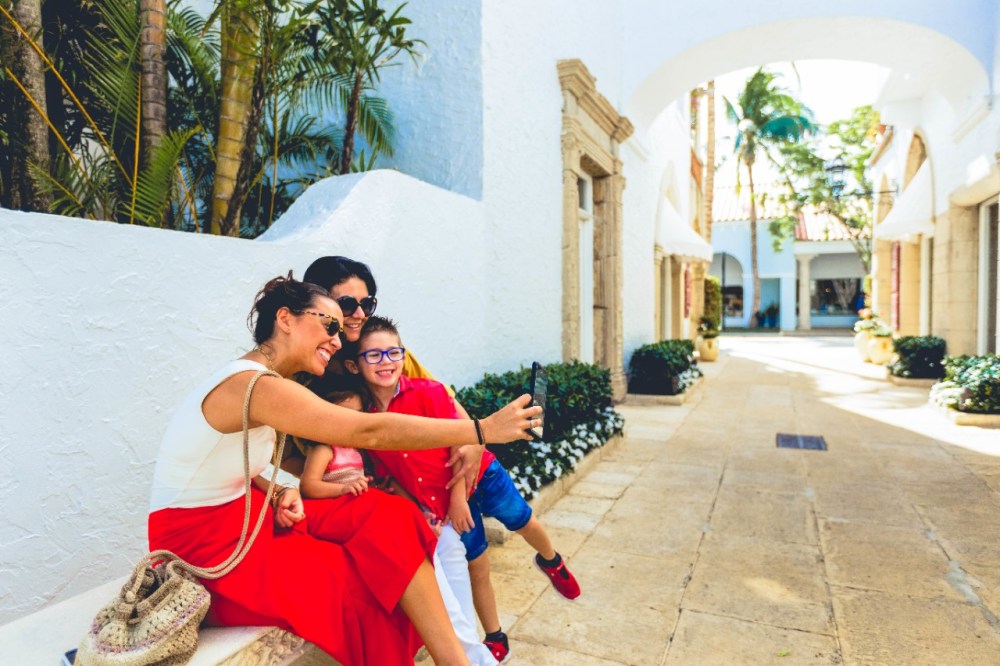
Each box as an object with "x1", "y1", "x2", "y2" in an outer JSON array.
[{"x1": 485, "y1": 335, "x2": 1000, "y2": 665}]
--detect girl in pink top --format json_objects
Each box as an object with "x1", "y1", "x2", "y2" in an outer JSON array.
[{"x1": 301, "y1": 390, "x2": 372, "y2": 497}]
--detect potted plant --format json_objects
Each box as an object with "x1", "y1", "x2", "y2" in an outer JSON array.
[
  {"x1": 698, "y1": 316, "x2": 720, "y2": 362},
  {"x1": 764, "y1": 303, "x2": 779, "y2": 328},
  {"x1": 867, "y1": 323, "x2": 895, "y2": 365},
  {"x1": 853, "y1": 308, "x2": 877, "y2": 361}
]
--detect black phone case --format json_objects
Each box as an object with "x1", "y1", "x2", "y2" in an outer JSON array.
[{"x1": 528, "y1": 362, "x2": 546, "y2": 441}]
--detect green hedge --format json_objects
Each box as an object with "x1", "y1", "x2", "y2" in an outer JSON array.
[
  {"x1": 932, "y1": 355, "x2": 1000, "y2": 414},
  {"x1": 627, "y1": 339, "x2": 702, "y2": 395},
  {"x1": 703, "y1": 275, "x2": 722, "y2": 332},
  {"x1": 455, "y1": 361, "x2": 624, "y2": 497},
  {"x1": 889, "y1": 336, "x2": 946, "y2": 379}
]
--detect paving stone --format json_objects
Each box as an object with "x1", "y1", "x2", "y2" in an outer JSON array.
[
  {"x1": 511, "y1": 549, "x2": 687, "y2": 665},
  {"x1": 682, "y1": 534, "x2": 833, "y2": 634},
  {"x1": 833, "y1": 587, "x2": 1000, "y2": 664},
  {"x1": 722, "y1": 468, "x2": 810, "y2": 495},
  {"x1": 666, "y1": 609, "x2": 840, "y2": 665},
  {"x1": 586, "y1": 486, "x2": 709, "y2": 560},
  {"x1": 820, "y1": 520, "x2": 962, "y2": 600},
  {"x1": 632, "y1": 462, "x2": 721, "y2": 504},
  {"x1": 812, "y1": 483, "x2": 924, "y2": 528},
  {"x1": 710, "y1": 485, "x2": 818, "y2": 545},
  {"x1": 504, "y1": 639, "x2": 628, "y2": 665}
]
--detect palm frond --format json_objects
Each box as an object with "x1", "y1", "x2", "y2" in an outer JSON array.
[{"x1": 130, "y1": 127, "x2": 198, "y2": 226}]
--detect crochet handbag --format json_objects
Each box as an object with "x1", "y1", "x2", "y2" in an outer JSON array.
[{"x1": 77, "y1": 370, "x2": 286, "y2": 666}]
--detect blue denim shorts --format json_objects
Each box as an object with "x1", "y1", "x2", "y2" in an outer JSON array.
[{"x1": 459, "y1": 459, "x2": 533, "y2": 560}]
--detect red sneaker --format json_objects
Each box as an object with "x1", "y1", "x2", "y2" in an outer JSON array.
[
  {"x1": 534, "y1": 553, "x2": 581, "y2": 600},
  {"x1": 483, "y1": 631, "x2": 510, "y2": 663}
]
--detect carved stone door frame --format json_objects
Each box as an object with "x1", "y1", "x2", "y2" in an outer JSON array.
[{"x1": 558, "y1": 59, "x2": 633, "y2": 401}]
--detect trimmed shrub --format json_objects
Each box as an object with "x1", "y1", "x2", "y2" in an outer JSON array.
[
  {"x1": 455, "y1": 361, "x2": 624, "y2": 498},
  {"x1": 703, "y1": 275, "x2": 722, "y2": 331},
  {"x1": 929, "y1": 354, "x2": 1000, "y2": 414},
  {"x1": 888, "y1": 336, "x2": 946, "y2": 379},
  {"x1": 627, "y1": 339, "x2": 702, "y2": 395}
]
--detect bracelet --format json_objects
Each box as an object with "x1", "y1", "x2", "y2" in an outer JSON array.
[
  {"x1": 472, "y1": 418, "x2": 486, "y2": 446},
  {"x1": 271, "y1": 484, "x2": 294, "y2": 507}
]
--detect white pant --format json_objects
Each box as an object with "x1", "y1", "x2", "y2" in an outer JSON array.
[{"x1": 433, "y1": 525, "x2": 498, "y2": 666}]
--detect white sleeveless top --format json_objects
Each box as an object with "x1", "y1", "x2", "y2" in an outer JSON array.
[{"x1": 149, "y1": 359, "x2": 277, "y2": 512}]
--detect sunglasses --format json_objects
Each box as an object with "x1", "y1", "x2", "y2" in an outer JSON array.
[
  {"x1": 297, "y1": 310, "x2": 342, "y2": 336},
  {"x1": 357, "y1": 347, "x2": 406, "y2": 365},
  {"x1": 335, "y1": 295, "x2": 378, "y2": 318}
]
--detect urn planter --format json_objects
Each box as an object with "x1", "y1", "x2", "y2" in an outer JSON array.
[
  {"x1": 699, "y1": 337, "x2": 720, "y2": 362},
  {"x1": 854, "y1": 331, "x2": 872, "y2": 362},
  {"x1": 867, "y1": 336, "x2": 894, "y2": 365}
]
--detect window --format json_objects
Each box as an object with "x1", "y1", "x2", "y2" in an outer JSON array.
[
  {"x1": 723, "y1": 285, "x2": 743, "y2": 317},
  {"x1": 811, "y1": 278, "x2": 863, "y2": 315}
]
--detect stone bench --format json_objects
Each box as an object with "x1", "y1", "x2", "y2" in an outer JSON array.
[{"x1": 0, "y1": 577, "x2": 337, "y2": 665}]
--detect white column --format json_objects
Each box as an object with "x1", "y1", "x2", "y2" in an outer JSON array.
[
  {"x1": 797, "y1": 254, "x2": 816, "y2": 330},
  {"x1": 779, "y1": 275, "x2": 796, "y2": 330},
  {"x1": 919, "y1": 235, "x2": 932, "y2": 336}
]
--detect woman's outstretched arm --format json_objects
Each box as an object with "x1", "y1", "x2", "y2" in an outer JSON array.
[{"x1": 203, "y1": 372, "x2": 539, "y2": 451}]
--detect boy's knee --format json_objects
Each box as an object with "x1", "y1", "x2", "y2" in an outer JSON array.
[{"x1": 468, "y1": 553, "x2": 491, "y2": 581}]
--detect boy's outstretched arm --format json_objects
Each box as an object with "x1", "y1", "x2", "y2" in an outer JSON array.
[{"x1": 448, "y1": 476, "x2": 475, "y2": 533}]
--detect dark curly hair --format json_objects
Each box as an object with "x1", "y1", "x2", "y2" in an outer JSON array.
[
  {"x1": 248, "y1": 272, "x2": 330, "y2": 345},
  {"x1": 303, "y1": 256, "x2": 378, "y2": 296}
]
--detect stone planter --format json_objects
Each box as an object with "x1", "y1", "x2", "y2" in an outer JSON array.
[
  {"x1": 867, "y1": 336, "x2": 894, "y2": 365},
  {"x1": 699, "y1": 337, "x2": 720, "y2": 362},
  {"x1": 854, "y1": 330, "x2": 872, "y2": 362}
]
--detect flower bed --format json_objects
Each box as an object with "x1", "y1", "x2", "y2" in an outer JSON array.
[
  {"x1": 888, "y1": 336, "x2": 946, "y2": 379},
  {"x1": 929, "y1": 354, "x2": 1000, "y2": 414},
  {"x1": 627, "y1": 339, "x2": 702, "y2": 396},
  {"x1": 455, "y1": 361, "x2": 624, "y2": 499}
]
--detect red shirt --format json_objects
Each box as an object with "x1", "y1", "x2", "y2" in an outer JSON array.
[{"x1": 369, "y1": 376, "x2": 494, "y2": 520}]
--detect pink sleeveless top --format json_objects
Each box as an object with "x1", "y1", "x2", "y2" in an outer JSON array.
[{"x1": 322, "y1": 446, "x2": 365, "y2": 484}]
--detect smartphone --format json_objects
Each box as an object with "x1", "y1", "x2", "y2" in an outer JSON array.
[
  {"x1": 61, "y1": 649, "x2": 77, "y2": 666},
  {"x1": 528, "y1": 362, "x2": 547, "y2": 441}
]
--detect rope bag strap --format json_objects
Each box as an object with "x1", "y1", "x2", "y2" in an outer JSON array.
[{"x1": 134, "y1": 369, "x2": 286, "y2": 591}]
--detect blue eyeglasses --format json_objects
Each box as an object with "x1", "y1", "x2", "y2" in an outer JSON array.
[{"x1": 357, "y1": 347, "x2": 406, "y2": 364}]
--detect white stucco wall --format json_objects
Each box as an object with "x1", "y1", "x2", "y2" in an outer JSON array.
[
  {"x1": 371, "y1": 1, "x2": 485, "y2": 199},
  {"x1": 0, "y1": 170, "x2": 528, "y2": 623}
]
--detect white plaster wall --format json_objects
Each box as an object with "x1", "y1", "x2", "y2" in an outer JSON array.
[
  {"x1": 0, "y1": 170, "x2": 500, "y2": 623},
  {"x1": 370, "y1": 1, "x2": 484, "y2": 199}
]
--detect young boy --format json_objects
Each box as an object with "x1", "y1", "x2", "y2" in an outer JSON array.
[
  {"x1": 297, "y1": 384, "x2": 496, "y2": 666},
  {"x1": 348, "y1": 316, "x2": 580, "y2": 663}
]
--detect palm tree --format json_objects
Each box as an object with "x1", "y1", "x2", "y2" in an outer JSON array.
[
  {"x1": 725, "y1": 68, "x2": 814, "y2": 327},
  {"x1": 704, "y1": 79, "x2": 716, "y2": 244},
  {"x1": 0, "y1": 0, "x2": 51, "y2": 211},
  {"x1": 139, "y1": 0, "x2": 168, "y2": 169},
  {"x1": 308, "y1": 0, "x2": 422, "y2": 174},
  {"x1": 210, "y1": 0, "x2": 262, "y2": 235}
]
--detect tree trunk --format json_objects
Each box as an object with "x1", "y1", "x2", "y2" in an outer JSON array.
[
  {"x1": 339, "y1": 72, "x2": 363, "y2": 175},
  {"x1": 139, "y1": 0, "x2": 167, "y2": 171},
  {"x1": 211, "y1": 2, "x2": 259, "y2": 236},
  {"x1": 2, "y1": 0, "x2": 51, "y2": 211},
  {"x1": 703, "y1": 80, "x2": 715, "y2": 244},
  {"x1": 222, "y1": 34, "x2": 268, "y2": 236},
  {"x1": 747, "y1": 161, "x2": 760, "y2": 328}
]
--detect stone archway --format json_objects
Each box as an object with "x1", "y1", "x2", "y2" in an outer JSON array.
[{"x1": 558, "y1": 59, "x2": 633, "y2": 401}]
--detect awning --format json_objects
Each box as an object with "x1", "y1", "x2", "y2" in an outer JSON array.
[
  {"x1": 657, "y1": 199, "x2": 712, "y2": 261},
  {"x1": 876, "y1": 163, "x2": 934, "y2": 241}
]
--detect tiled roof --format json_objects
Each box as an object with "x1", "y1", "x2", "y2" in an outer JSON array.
[
  {"x1": 712, "y1": 184, "x2": 785, "y2": 222},
  {"x1": 713, "y1": 184, "x2": 870, "y2": 242},
  {"x1": 795, "y1": 209, "x2": 870, "y2": 242}
]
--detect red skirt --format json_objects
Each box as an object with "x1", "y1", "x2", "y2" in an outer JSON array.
[{"x1": 148, "y1": 488, "x2": 437, "y2": 666}]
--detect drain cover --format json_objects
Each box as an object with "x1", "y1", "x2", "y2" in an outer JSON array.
[{"x1": 776, "y1": 433, "x2": 827, "y2": 451}]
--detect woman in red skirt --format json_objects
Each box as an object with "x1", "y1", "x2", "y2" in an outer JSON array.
[{"x1": 147, "y1": 274, "x2": 541, "y2": 666}]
